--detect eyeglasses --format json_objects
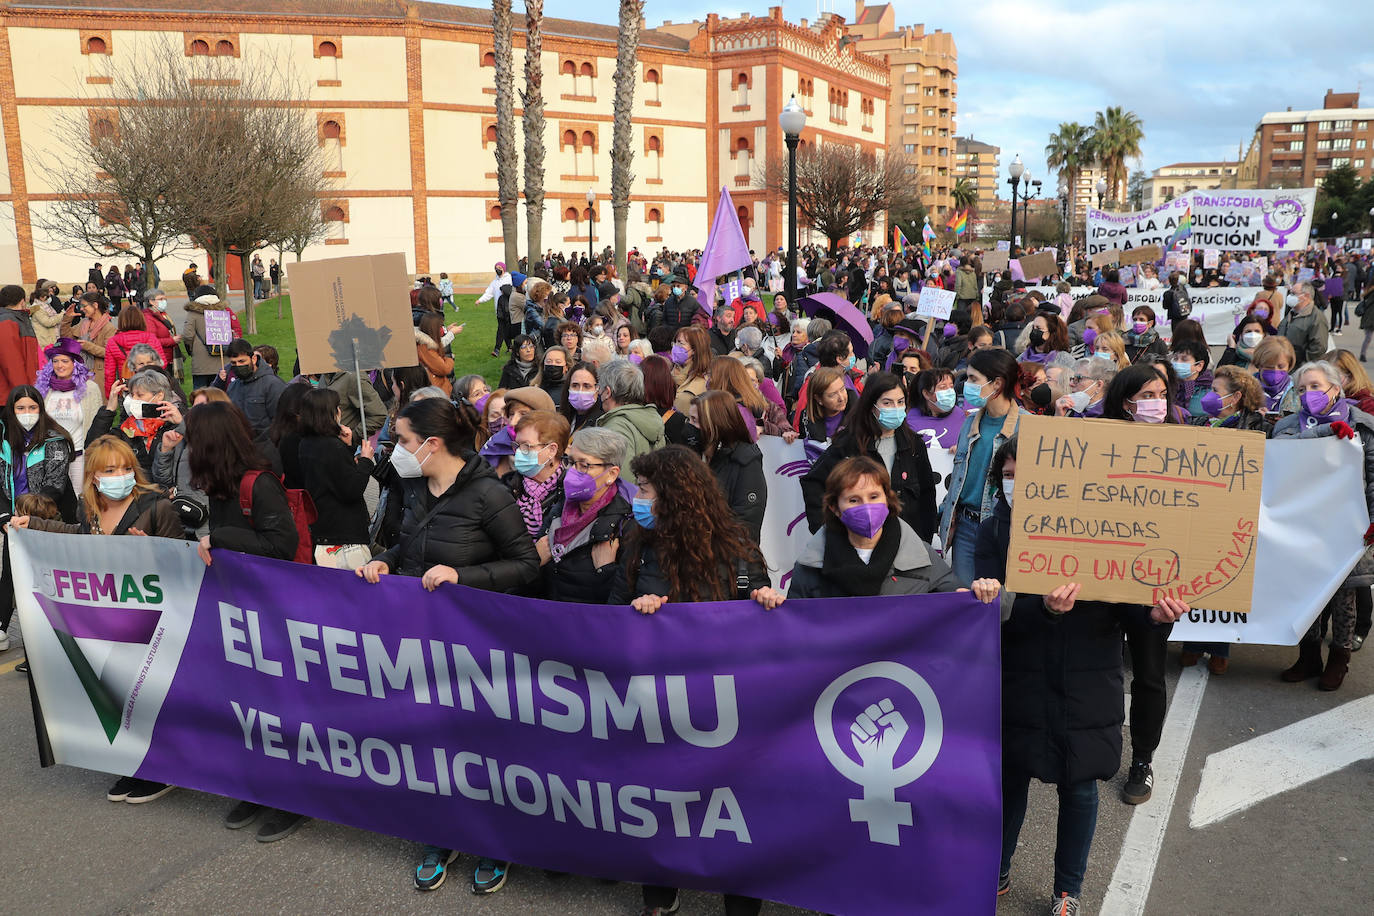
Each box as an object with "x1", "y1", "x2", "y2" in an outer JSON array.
[
  {"x1": 568, "y1": 460, "x2": 609, "y2": 474},
  {"x1": 515, "y1": 442, "x2": 551, "y2": 456}
]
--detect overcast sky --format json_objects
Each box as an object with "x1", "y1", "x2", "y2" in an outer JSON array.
[{"x1": 497, "y1": 0, "x2": 1374, "y2": 191}]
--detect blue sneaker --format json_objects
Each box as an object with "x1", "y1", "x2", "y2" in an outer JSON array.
[
  {"x1": 471, "y1": 858, "x2": 510, "y2": 894},
  {"x1": 414, "y1": 845, "x2": 457, "y2": 891}
]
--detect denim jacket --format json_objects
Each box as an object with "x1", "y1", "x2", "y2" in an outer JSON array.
[{"x1": 937, "y1": 406, "x2": 1024, "y2": 547}]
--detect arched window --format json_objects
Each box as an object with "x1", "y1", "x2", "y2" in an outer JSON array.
[
  {"x1": 645, "y1": 68, "x2": 660, "y2": 103},
  {"x1": 579, "y1": 61, "x2": 594, "y2": 96},
  {"x1": 486, "y1": 124, "x2": 499, "y2": 147},
  {"x1": 736, "y1": 71, "x2": 749, "y2": 107},
  {"x1": 647, "y1": 207, "x2": 662, "y2": 239},
  {"x1": 647, "y1": 134, "x2": 662, "y2": 180},
  {"x1": 736, "y1": 136, "x2": 751, "y2": 178},
  {"x1": 190, "y1": 39, "x2": 210, "y2": 56},
  {"x1": 737, "y1": 205, "x2": 751, "y2": 238},
  {"x1": 581, "y1": 130, "x2": 596, "y2": 152},
  {"x1": 489, "y1": 204, "x2": 502, "y2": 221},
  {"x1": 565, "y1": 206, "x2": 582, "y2": 239},
  {"x1": 92, "y1": 118, "x2": 115, "y2": 140},
  {"x1": 324, "y1": 205, "x2": 346, "y2": 241},
  {"x1": 580, "y1": 130, "x2": 596, "y2": 176},
  {"x1": 321, "y1": 120, "x2": 341, "y2": 140},
  {"x1": 86, "y1": 36, "x2": 107, "y2": 54},
  {"x1": 216, "y1": 39, "x2": 234, "y2": 56},
  {"x1": 318, "y1": 41, "x2": 337, "y2": 57},
  {"x1": 321, "y1": 120, "x2": 343, "y2": 171},
  {"x1": 483, "y1": 50, "x2": 497, "y2": 67}
]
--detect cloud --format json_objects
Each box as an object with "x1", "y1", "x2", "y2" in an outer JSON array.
[{"x1": 498, "y1": 1, "x2": 1374, "y2": 189}]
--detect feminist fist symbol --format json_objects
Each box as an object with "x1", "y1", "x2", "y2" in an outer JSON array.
[{"x1": 851, "y1": 698, "x2": 908, "y2": 769}]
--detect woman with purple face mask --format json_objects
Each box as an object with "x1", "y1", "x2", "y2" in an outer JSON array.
[
  {"x1": 557, "y1": 362, "x2": 603, "y2": 432},
  {"x1": 1124, "y1": 306, "x2": 1168, "y2": 364},
  {"x1": 787, "y1": 455, "x2": 1002, "y2": 602},
  {"x1": 1250, "y1": 334, "x2": 1299, "y2": 417},
  {"x1": 534, "y1": 426, "x2": 631, "y2": 604},
  {"x1": 1271, "y1": 361, "x2": 1374, "y2": 691}
]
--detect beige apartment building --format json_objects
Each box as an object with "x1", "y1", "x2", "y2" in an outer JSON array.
[
  {"x1": 0, "y1": 1, "x2": 890, "y2": 285},
  {"x1": 953, "y1": 137, "x2": 999, "y2": 212},
  {"x1": 1140, "y1": 161, "x2": 1242, "y2": 208},
  {"x1": 848, "y1": 1, "x2": 958, "y2": 219}
]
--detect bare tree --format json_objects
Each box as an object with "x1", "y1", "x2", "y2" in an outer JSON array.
[
  {"x1": 28, "y1": 41, "x2": 200, "y2": 289},
  {"x1": 521, "y1": 0, "x2": 546, "y2": 266},
  {"x1": 758, "y1": 145, "x2": 919, "y2": 254},
  {"x1": 492, "y1": 0, "x2": 520, "y2": 269},
  {"x1": 611, "y1": 0, "x2": 643, "y2": 281},
  {"x1": 268, "y1": 194, "x2": 329, "y2": 317},
  {"x1": 165, "y1": 53, "x2": 327, "y2": 334}
]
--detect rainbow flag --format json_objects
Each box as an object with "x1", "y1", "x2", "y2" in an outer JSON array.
[
  {"x1": 921, "y1": 221, "x2": 936, "y2": 257},
  {"x1": 893, "y1": 225, "x2": 911, "y2": 251},
  {"x1": 1164, "y1": 205, "x2": 1193, "y2": 250},
  {"x1": 947, "y1": 209, "x2": 968, "y2": 236}
]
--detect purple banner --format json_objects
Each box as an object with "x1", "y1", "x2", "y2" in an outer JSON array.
[{"x1": 128, "y1": 552, "x2": 1000, "y2": 915}]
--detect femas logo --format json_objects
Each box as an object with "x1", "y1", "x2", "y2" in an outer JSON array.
[{"x1": 34, "y1": 568, "x2": 165, "y2": 743}]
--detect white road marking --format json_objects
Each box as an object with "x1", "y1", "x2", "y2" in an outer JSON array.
[
  {"x1": 1099, "y1": 666, "x2": 1209, "y2": 916},
  {"x1": 1189, "y1": 694, "x2": 1374, "y2": 829}
]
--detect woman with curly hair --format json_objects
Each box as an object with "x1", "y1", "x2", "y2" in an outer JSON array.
[
  {"x1": 37, "y1": 337, "x2": 103, "y2": 491},
  {"x1": 608, "y1": 444, "x2": 781, "y2": 916}
]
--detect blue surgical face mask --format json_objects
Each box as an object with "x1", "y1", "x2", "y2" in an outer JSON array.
[
  {"x1": 96, "y1": 472, "x2": 135, "y2": 501},
  {"x1": 513, "y1": 446, "x2": 547, "y2": 478},
  {"x1": 963, "y1": 379, "x2": 988, "y2": 408},
  {"x1": 875, "y1": 405, "x2": 906, "y2": 429},
  {"x1": 1093, "y1": 351, "x2": 1114, "y2": 362},
  {"x1": 632, "y1": 496, "x2": 656, "y2": 529},
  {"x1": 1171, "y1": 360, "x2": 1194, "y2": 380},
  {"x1": 934, "y1": 388, "x2": 957, "y2": 411}
]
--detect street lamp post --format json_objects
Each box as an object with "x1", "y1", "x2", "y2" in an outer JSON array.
[
  {"x1": 586, "y1": 189, "x2": 596, "y2": 264},
  {"x1": 1007, "y1": 154, "x2": 1024, "y2": 250},
  {"x1": 779, "y1": 95, "x2": 807, "y2": 310},
  {"x1": 1057, "y1": 176, "x2": 1069, "y2": 250},
  {"x1": 1021, "y1": 171, "x2": 1041, "y2": 242},
  {"x1": 1095, "y1": 177, "x2": 1108, "y2": 210}
]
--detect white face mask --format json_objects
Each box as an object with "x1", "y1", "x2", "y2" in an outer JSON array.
[
  {"x1": 1002, "y1": 479, "x2": 1015, "y2": 505},
  {"x1": 123, "y1": 397, "x2": 148, "y2": 419},
  {"x1": 16, "y1": 412, "x2": 39, "y2": 431},
  {"x1": 1067, "y1": 389, "x2": 1092, "y2": 413},
  {"x1": 390, "y1": 439, "x2": 431, "y2": 478},
  {"x1": 1240, "y1": 331, "x2": 1263, "y2": 348}
]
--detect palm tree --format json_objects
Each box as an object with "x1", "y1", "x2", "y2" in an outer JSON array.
[
  {"x1": 1045, "y1": 121, "x2": 1093, "y2": 234},
  {"x1": 951, "y1": 177, "x2": 976, "y2": 213},
  {"x1": 1089, "y1": 107, "x2": 1143, "y2": 206},
  {"x1": 522, "y1": 0, "x2": 546, "y2": 264},
  {"x1": 492, "y1": 0, "x2": 520, "y2": 268},
  {"x1": 610, "y1": 0, "x2": 644, "y2": 280}
]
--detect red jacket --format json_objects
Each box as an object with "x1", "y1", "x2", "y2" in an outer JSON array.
[
  {"x1": 104, "y1": 329, "x2": 166, "y2": 394},
  {"x1": 0, "y1": 309, "x2": 41, "y2": 404},
  {"x1": 143, "y1": 308, "x2": 178, "y2": 368}
]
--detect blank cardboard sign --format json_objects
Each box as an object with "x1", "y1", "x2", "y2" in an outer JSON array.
[
  {"x1": 1005, "y1": 415, "x2": 1264, "y2": 613},
  {"x1": 287, "y1": 253, "x2": 417, "y2": 375},
  {"x1": 1016, "y1": 251, "x2": 1057, "y2": 279},
  {"x1": 1091, "y1": 248, "x2": 1121, "y2": 268},
  {"x1": 981, "y1": 250, "x2": 1010, "y2": 273},
  {"x1": 1120, "y1": 244, "x2": 1162, "y2": 266}
]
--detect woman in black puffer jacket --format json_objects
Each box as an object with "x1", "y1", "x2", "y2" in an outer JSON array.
[
  {"x1": 536, "y1": 426, "x2": 631, "y2": 603},
  {"x1": 359, "y1": 397, "x2": 538, "y2": 590},
  {"x1": 973, "y1": 438, "x2": 1187, "y2": 910},
  {"x1": 693, "y1": 390, "x2": 766, "y2": 544},
  {"x1": 357, "y1": 396, "x2": 539, "y2": 894}
]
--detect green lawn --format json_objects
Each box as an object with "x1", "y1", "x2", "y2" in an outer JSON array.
[{"x1": 225, "y1": 292, "x2": 502, "y2": 386}]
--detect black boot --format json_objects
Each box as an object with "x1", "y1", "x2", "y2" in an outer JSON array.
[{"x1": 1280, "y1": 639, "x2": 1323, "y2": 682}]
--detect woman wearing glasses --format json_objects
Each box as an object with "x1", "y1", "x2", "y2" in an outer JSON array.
[
  {"x1": 535, "y1": 426, "x2": 632, "y2": 603},
  {"x1": 506, "y1": 409, "x2": 571, "y2": 539}
]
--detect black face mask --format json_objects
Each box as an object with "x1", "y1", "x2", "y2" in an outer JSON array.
[
  {"x1": 1030, "y1": 383, "x2": 1053, "y2": 409},
  {"x1": 543, "y1": 365, "x2": 565, "y2": 384},
  {"x1": 1029, "y1": 328, "x2": 1046, "y2": 347},
  {"x1": 232, "y1": 362, "x2": 255, "y2": 379}
]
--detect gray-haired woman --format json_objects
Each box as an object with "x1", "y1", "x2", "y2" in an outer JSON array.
[
  {"x1": 86, "y1": 368, "x2": 181, "y2": 473},
  {"x1": 1274, "y1": 360, "x2": 1374, "y2": 690},
  {"x1": 535, "y1": 426, "x2": 631, "y2": 603}
]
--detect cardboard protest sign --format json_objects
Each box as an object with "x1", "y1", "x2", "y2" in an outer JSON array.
[
  {"x1": 1203, "y1": 249, "x2": 1220, "y2": 269},
  {"x1": 1120, "y1": 244, "x2": 1162, "y2": 266},
  {"x1": 916, "y1": 285, "x2": 956, "y2": 320},
  {"x1": 1091, "y1": 249, "x2": 1121, "y2": 268},
  {"x1": 286, "y1": 253, "x2": 417, "y2": 375},
  {"x1": 204, "y1": 311, "x2": 233, "y2": 346},
  {"x1": 1016, "y1": 251, "x2": 1057, "y2": 280},
  {"x1": 981, "y1": 250, "x2": 1010, "y2": 273},
  {"x1": 1006, "y1": 415, "x2": 1264, "y2": 613}
]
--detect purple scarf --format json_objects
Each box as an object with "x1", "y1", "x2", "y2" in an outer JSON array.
[
  {"x1": 516, "y1": 469, "x2": 562, "y2": 537},
  {"x1": 36, "y1": 359, "x2": 92, "y2": 400},
  {"x1": 1299, "y1": 396, "x2": 1355, "y2": 430},
  {"x1": 552, "y1": 482, "x2": 617, "y2": 552},
  {"x1": 1018, "y1": 347, "x2": 1052, "y2": 365}
]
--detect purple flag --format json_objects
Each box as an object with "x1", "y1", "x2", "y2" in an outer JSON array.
[
  {"x1": 695, "y1": 187, "x2": 753, "y2": 311},
  {"x1": 18, "y1": 538, "x2": 1002, "y2": 916}
]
